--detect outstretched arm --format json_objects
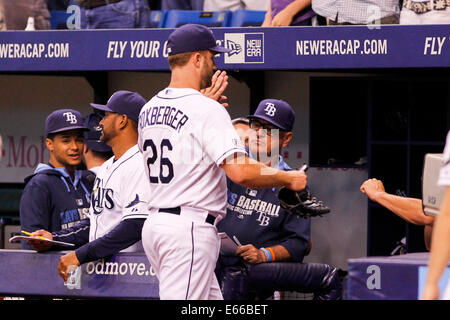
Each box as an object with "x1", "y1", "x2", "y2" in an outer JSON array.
[
  {"x1": 360, "y1": 178, "x2": 435, "y2": 226},
  {"x1": 58, "y1": 218, "x2": 145, "y2": 282},
  {"x1": 222, "y1": 154, "x2": 307, "y2": 191}
]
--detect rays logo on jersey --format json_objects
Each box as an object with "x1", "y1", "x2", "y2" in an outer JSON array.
[
  {"x1": 91, "y1": 179, "x2": 114, "y2": 215},
  {"x1": 224, "y1": 33, "x2": 264, "y2": 64}
]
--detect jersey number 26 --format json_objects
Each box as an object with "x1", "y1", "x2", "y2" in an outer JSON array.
[{"x1": 143, "y1": 139, "x2": 174, "y2": 184}]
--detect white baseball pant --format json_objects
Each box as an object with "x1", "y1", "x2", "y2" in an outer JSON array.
[{"x1": 142, "y1": 209, "x2": 223, "y2": 300}]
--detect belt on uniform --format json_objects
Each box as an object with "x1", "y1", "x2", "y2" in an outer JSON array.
[
  {"x1": 79, "y1": 0, "x2": 122, "y2": 9},
  {"x1": 158, "y1": 207, "x2": 216, "y2": 225},
  {"x1": 403, "y1": 0, "x2": 450, "y2": 14}
]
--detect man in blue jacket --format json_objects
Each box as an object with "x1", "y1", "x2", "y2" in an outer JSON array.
[
  {"x1": 216, "y1": 99, "x2": 342, "y2": 300},
  {"x1": 19, "y1": 109, "x2": 92, "y2": 249}
]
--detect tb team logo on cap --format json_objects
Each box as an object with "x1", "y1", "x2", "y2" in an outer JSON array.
[
  {"x1": 224, "y1": 33, "x2": 264, "y2": 64},
  {"x1": 63, "y1": 112, "x2": 78, "y2": 124},
  {"x1": 264, "y1": 103, "x2": 277, "y2": 117}
]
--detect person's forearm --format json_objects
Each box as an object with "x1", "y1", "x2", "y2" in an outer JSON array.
[
  {"x1": 268, "y1": 245, "x2": 291, "y2": 262},
  {"x1": 262, "y1": 2, "x2": 272, "y2": 26},
  {"x1": 425, "y1": 188, "x2": 450, "y2": 285},
  {"x1": 424, "y1": 224, "x2": 433, "y2": 251},
  {"x1": 374, "y1": 193, "x2": 434, "y2": 225},
  {"x1": 75, "y1": 218, "x2": 145, "y2": 264},
  {"x1": 283, "y1": 0, "x2": 311, "y2": 17},
  {"x1": 224, "y1": 156, "x2": 290, "y2": 189}
]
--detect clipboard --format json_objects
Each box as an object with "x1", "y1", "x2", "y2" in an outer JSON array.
[
  {"x1": 218, "y1": 232, "x2": 239, "y2": 255},
  {"x1": 9, "y1": 235, "x2": 75, "y2": 247}
]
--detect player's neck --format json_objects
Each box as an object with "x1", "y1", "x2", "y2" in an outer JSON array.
[
  {"x1": 111, "y1": 131, "x2": 138, "y2": 160},
  {"x1": 48, "y1": 158, "x2": 76, "y2": 180},
  {"x1": 169, "y1": 69, "x2": 201, "y2": 91},
  {"x1": 85, "y1": 155, "x2": 106, "y2": 170}
]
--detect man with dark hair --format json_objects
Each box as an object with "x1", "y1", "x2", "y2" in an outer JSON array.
[
  {"x1": 217, "y1": 99, "x2": 341, "y2": 300},
  {"x1": 20, "y1": 109, "x2": 91, "y2": 249}
]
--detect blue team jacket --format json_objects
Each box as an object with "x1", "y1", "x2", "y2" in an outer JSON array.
[
  {"x1": 218, "y1": 157, "x2": 311, "y2": 262},
  {"x1": 19, "y1": 163, "x2": 93, "y2": 248}
]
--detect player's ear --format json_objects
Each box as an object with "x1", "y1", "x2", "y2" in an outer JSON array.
[
  {"x1": 117, "y1": 114, "x2": 128, "y2": 130},
  {"x1": 281, "y1": 132, "x2": 293, "y2": 148},
  {"x1": 193, "y1": 52, "x2": 202, "y2": 68},
  {"x1": 46, "y1": 137, "x2": 54, "y2": 152}
]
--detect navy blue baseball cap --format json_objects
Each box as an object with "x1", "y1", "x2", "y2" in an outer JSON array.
[
  {"x1": 167, "y1": 24, "x2": 230, "y2": 56},
  {"x1": 247, "y1": 99, "x2": 295, "y2": 131},
  {"x1": 83, "y1": 112, "x2": 113, "y2": 153},
  {"x1": 45, "y1": 109, "x2": 88, "y2": 135},
  {"x1": 90, "y1": 90, "x2": 146, "y2": 122}
]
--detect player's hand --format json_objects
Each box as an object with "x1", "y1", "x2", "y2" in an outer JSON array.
[
  {"x1": 26, "y1": 229, "x2": 53, "y2": 252},
  {"x1": 421, "y1": 282, "x2": 440, "y2": 300},
  {"x1": 270, "y1": 8, "x2": 294, "y2": 27},
  {"x1": 201, "y1": 70, "x2": 229, "y2": 108},
  {"x1": 236, "y1": 244, "x2": 266, "y2": 264},
  {"x1": 284, "y1": 170, "x2": 307, "y2": 191},
  {"x1": 360, "y1": 178, "x2": 386, "y2": 202},
  {"x1": 58, "y1": 251, "x2": 80, "y2": 282}
]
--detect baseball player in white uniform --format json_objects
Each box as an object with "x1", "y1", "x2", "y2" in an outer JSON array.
[
  {"x1": 422, "y1": 130, "x2": 450, "y2": 300},
  {"x1": 138, "y1": 24, "x2": 307, "y2": 300}
]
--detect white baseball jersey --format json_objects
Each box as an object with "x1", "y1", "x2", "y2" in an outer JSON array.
[
  {"x1": 138, "y1": 87, "x2": 246, "y2": 217},
  {"x1": 438, "y1": 131, "x2": 450, "y2": 187},
  {"x1": 138, "y1": 87, "x2": 246, "y2": 300},
  {"x1": 89, "y1": 144, "x2": 150, "y2": 252}
]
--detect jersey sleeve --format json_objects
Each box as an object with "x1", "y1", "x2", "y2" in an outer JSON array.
[
  {"x1": 277, "y1": 213, "x2": 311, "y2": 262},
  {"x1": 20, "y1": 185, "x2": 50, "y2": 231},
  {"x1": 19, "y1": 182, "x2": 52, "y2": 249},
  {"x1": 438, "y1": 130, "x2": 450, "y2": 187},
  {"x1": 119, "y1": 157, "x2": 150, "y2": 221},
  {"x1": 75, "y1": 218, "x2": 145, "y2": 264},
  {"x1": 202, "y1": 103, "x2": 247, "y2": 166},
  {"x1": 52, "y1": 218, "x2": 90, "y2": 248}
]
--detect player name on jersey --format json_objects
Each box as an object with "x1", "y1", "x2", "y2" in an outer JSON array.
[{"x1": 139, "y1": 105, "x2": 189, "y2": 133}]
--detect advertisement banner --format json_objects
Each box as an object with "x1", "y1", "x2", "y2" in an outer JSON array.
[
  {"x1": 0, "y1": 250, "x2": 159, "y2": 299},
  {"x1": 0, "y1": 25, "x2": 449, "y2": 72}
]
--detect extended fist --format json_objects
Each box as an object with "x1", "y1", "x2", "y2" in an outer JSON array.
[{"x1": 360, "y1": 178, "x2": 386, "y2": 201}]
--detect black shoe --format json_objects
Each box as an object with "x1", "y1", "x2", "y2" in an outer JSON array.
[{"x1": 297, "y1": 189, "x2": 331, "y2": 217}]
